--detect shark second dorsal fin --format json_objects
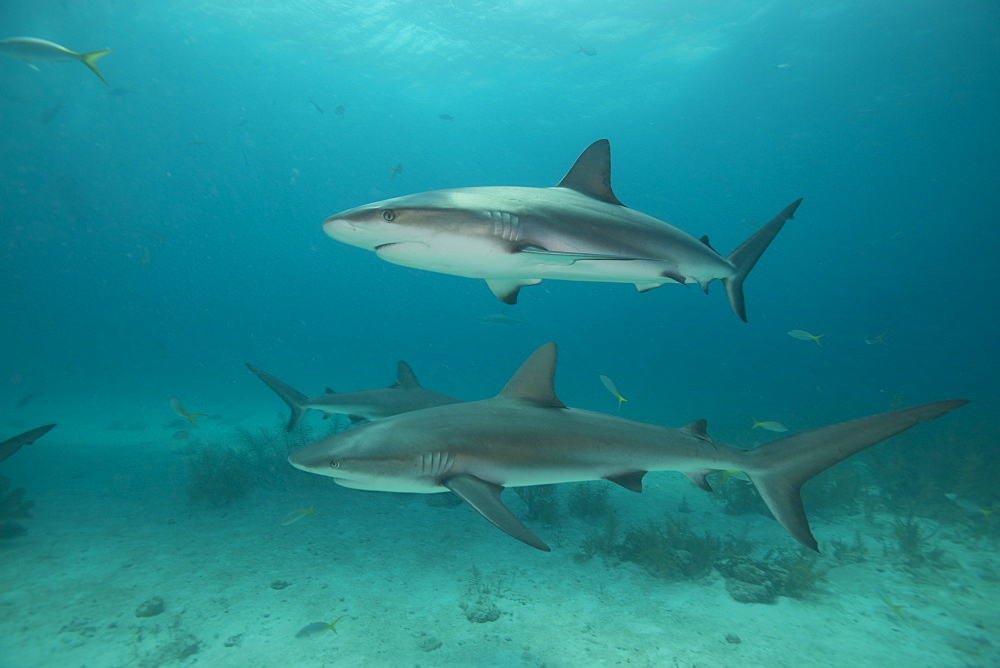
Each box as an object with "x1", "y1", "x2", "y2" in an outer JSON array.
[
  {"x1": 393, "y1": 361, "x2": 420, "y2": 389},
  {"x1": 498, "y1": 342, "x2": 566, "y2": 408},
  {"x1": 555, "y1": 139, "x2": 625, "y2": 206}
]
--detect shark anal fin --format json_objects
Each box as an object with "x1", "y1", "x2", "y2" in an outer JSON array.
[
  {"x1": 684, "y1": 469, "x2": 718, "y2": 492},
  {"x1": 485, "y1": 278, "x2": 541, "y2": 304},
  {"x1": 444, "y1": 474, "x2": 551, "y2": 551},
  {"x1": 555, "y1": 139, "x2": 625, "y2": 206},
  {"x1": 604, "y1": 471, "x2": 646, "y2": 493}
]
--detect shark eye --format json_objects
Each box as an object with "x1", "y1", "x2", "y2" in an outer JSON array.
[
  {"x1": 381, "y1": 209, "x2": 396, "y2": 221},
  {"x1": 329, "y1": 460, "x2": 341, "y2": 470}
]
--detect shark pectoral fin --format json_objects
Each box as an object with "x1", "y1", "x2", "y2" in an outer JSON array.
[
  {"x1": 604, "y1": 471, "x2": 647, "y2": 493},
  {"x1": 485, "y1": 278, "x2": 541, "y2": 304},
  {"x1": 444, "y1": 474, "x2": 551, "y2": 551},
  {"x1": 683, "y1": 469, "x2": 718, "y2": 492}
]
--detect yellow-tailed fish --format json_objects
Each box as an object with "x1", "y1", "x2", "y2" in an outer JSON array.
[
  {"x1": 295, "y1": 616, "x2": 345, "y2": 638},
  {"x1": 0, "y1": 37, "x2": 111, "y2": 85},
  {"x1": 599, "y1": 375, "x2": 627, "y2": 412},
  {"x1": 945, "y1": 493, "x2": 995, "y2": 519},
  {"x1": 718, "y1": 470, "x2": 747, "y2": 485},
  {"x1": 170, "y1": 397, "x2": 206, "y2": 428},
  {"x1": 864, "y1": 331, "x2": 888, "y2": 345},
  {"x1": 787, "y1": 329, "x2": 824, "y2": 346},
  {"x1": 751, "y1": 417, "x2": 788, "y2": 432},
  {"x1": 282, "y1": 505, "x2": 317, "y2": 525}
]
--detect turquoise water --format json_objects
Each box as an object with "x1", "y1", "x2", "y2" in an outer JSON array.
[{"x1": 1, "y1": 1, "x2": 997, "y2": 666}]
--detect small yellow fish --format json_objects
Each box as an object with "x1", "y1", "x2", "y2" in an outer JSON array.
[
  {"x1": 865, "y1": 331, "x2": 888, "y2": 345},
  {"x1": 878, "y1": 591, "x2": 907, "y2": 621},
  {"x1": 170, "y1": 397, "x2": 206, "y2": 428},
  {"x1": 282, "y1": 505, "x2": 317, "y2": 525},
  {"x1": 751, "y1": 417, "x2": 788, "y2": 432},
  {"x1": 296, "y1": 615, "x2": 345, "y2": 638},
  {"x1": 717, "y1": 470, "x2": 747, "y2": 485},
  {"x1": 945, "y1": 493, "x2": 995, "y2": 519},
  {"x1": 0, "y1": 37, "x2": 111, "y2": 85},
  {"x1": 788, "y1": 329, "x2": 824, "y2": 346},
  {"x1": 599, "y1": 375, "x2": 628, "y2": 412}
]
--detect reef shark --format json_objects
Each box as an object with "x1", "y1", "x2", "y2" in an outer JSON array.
[
  {"x1": 322, "y1": 139, "x2": 801, "y2": 321},
  {"x1": 288, "y1": 343, "x2": 966, "y2": 551},
  {"x1": 247, "y1": 362, "x2": 462, "y2": 431},
  {"x1": 0, "y1": 424, "x2": 56, "y2": 464}
]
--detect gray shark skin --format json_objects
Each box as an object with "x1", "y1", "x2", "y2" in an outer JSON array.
[
  {"x1": 0, "y1": 424, "x2": 56, "y2": 463},
  {"x1": 247, "y1": 362, "x2": 462, "y2": 432},
  {"x1": 288, "y1": 343, "x2": 966, "y2": 552},
  {"x1": 322, "y1": 139, "x2": 801, "y2": 321}
]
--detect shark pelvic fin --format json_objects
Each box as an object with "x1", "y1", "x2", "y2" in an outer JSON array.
[
  {"x1": 485, "y1": 278, "x2": 541, "y2": 304},
  {"x1": 498, "y1": 342, "x2": 566, "y2": 408},
  {"x1": 444, "y1": 474, "x2": 551, "y2": 551},
  {"x1": 247, "y1": 364, "x2": 310, "y2": 432},
  {"x1": 604, "y1": 471, "x2": 647, "y2": 493},
  {"x1": 723, "y1": 198, "x2": 802, "y2": 322},
  {"x1": 742, "y1": 399, "x2": 968, "y2": 551},
  {"x1": 393, "y1": 361, "x2": 420, "y2": 389},
  {"x1": 556, "y1": 139, "x2": 625, "y2": 206}
]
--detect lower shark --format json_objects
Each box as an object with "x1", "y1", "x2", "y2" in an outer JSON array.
[
  {"x1": 0, "y1": 424, "x2": 56, "y2": 463},
  {"x1": 288, "y1": 343, "x2": 966, "y2": 551},
  {"x1": 322, "y1": 139, "x2": 801, "y2": 321},
  {"x1": 247, "y1": 362, "x2": 462, "y2": 431}
]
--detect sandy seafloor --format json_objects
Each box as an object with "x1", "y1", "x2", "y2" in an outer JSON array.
[{"x1": 0, "y1": 395, "x2": 997, "y2": 668}]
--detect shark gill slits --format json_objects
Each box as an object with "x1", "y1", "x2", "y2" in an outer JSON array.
[
  {"x1": 489, "y1": 211, "x2": 521, "y2": 242},
  {"x1": 382, "y1": 209, "x2": 395, "y2": 221}
]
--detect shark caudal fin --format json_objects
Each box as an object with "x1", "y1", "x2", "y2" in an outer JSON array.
[
  {"x1": 77, "y1": 49, "x2": 111, "y2": 86},
  {"x1": 246, "y1": 364, "x2": 310, "y2": 432},
  {"x1": 740, "y1": 399, "x2": 967, "y2": 550},
  {"x1": 723, "y1": 199, "x2": 802, "y2": 322}
]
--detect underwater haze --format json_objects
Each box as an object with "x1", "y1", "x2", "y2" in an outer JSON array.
[{"x1": 1, "y1": 0, "x2": 998, "y2": 666}]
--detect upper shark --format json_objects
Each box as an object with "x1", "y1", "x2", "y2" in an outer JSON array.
[
  {"x1": 247, "y1": 361, "x2": 461, "y2": 431},
  {"x1": 288, "y1": 343, "x2": 966, "y2": 552},
  {"x1": 322, "y1": 140, "x2": 801, "y2": 321}
]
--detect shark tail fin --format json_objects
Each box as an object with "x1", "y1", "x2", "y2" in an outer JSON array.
[
  {"x1": 739, "y1": 400, "x2": 967, "y2": 550},
  {"x1": 246, "y1": 364, "x2": 310, "y2": 432},
  {"x1": 723, "y1": 199, "x2": 802, "y2": 321},
  {"x1": 77, "y1": 49, "x2": 111, "y2": 86}
]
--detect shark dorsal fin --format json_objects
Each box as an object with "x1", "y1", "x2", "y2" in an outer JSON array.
[
  {"x1": 393, "y1": 361, "x2": 420, "y2": 389},
  {"x1": 682, "y1": 419, "x2": 712, "y2": 442},
  {"x1": 498, "y1": 342, "x2": 566, "y2": 408},
  {"x1": 555, "y1": 139, "x2": 625, "y2": 206}
]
